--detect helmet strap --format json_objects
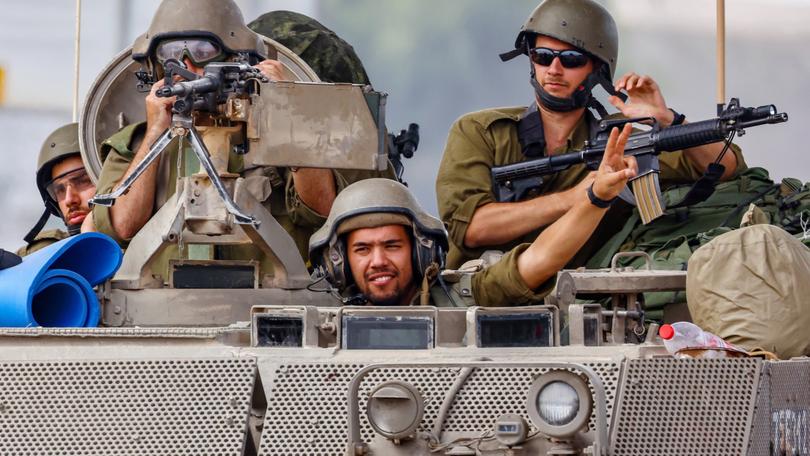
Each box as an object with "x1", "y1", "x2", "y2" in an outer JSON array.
[
  {"x1": 527, "y1": 44, "x2": 627, "y2": 118},
  {"x1": 529, "y1": 64, "x2": 590, "y2": 112},
  {"x1": 66, "y1": 223, "x2": 82, "y2": 236},
  {"x1": 419, "y1": 262, "x2": 440, "y2": 306},
  {"x1": 23, "y1": 209, "x2": 52, "y2": 245}
]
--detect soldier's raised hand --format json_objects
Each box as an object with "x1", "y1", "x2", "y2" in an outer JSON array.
[
  {"x1": 255, "y1": 59, "x2": 286, "y2": 81},
  {"x1": 592, "y1": 124, "x2": 637, "y2": 201},
  {"x1": 609, "y1": 72, "x2": 676, "y2": 127},
  {"x1": 144, "y1": 79, "x2": 176, "y2": 138}
]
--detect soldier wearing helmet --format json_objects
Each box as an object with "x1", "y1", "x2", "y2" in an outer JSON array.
[
  {"x1": 312, "y1": 125, "x2": 637, "y2": 306},
  {"x1": 436, "y1": 0, "x2": 746, "y2": 269},
  {"x1": 18, "y1": 123, "x2": 96, "y2": 256},
  {"x1": 248, "y1": 10, "x2": 371, "y2": 86},
  {"x1": 91, "y1": 0, "x2": 340, "y2": 260}
]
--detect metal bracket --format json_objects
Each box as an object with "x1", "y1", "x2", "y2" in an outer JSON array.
[{"x1": 89, "y1": 115, "x2": 258, "y2": 226}]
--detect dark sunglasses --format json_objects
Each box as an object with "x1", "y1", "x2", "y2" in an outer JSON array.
[{"x1": 529, "y1": 47, "x2": 590, "y2": 69}]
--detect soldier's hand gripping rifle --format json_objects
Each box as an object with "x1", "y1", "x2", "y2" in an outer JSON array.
[
  {"x1": 491, "y1": 98, "x2": 788, "y2": 223},
  {"x1": 89, "y1": 60, "x2": 268, "y2": 226}
]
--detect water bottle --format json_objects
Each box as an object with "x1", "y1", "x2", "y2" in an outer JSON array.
[{"x1": 658, "y1": 321, "x2": 737, "y2": 354}]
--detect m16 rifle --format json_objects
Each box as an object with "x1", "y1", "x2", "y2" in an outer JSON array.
[{"x1": 491, "y1": 98, "x2": 788, "y2": 223}]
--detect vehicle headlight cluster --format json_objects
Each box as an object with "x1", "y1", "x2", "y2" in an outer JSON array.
[{"x1": 527, "y1": 371, "x2": 592, "y2": 439}]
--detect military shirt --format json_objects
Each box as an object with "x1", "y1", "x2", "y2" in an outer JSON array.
[
  {"x1": 92, "y1": 122, "x2": 393, "y2": 280},
  {"x1": 436, "y1": 106, "x2": 747, "y2": 269},
  {"x1": 16, "y1": 229, "x2": 69, "y2": 257}
]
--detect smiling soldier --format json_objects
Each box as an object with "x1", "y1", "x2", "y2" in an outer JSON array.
[{"x1": 310, "y1": 124, "x2": 637, "y2": 307}]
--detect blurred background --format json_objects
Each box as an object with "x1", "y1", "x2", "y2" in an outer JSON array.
[{"x1": 0, "y1": 0, "x2": 806, "y2": 248}]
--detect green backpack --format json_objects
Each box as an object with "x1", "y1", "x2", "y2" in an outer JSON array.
[{"x1": 586, "y1": 167, "x2": 810, "y2": 320}]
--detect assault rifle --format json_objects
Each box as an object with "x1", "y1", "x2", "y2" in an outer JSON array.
[{"x1": 491, "y1": 98, "x2": 788, "y2": 223}]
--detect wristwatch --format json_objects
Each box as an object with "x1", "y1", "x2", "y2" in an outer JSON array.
[
  {"x1": 587, "y1": 183, "x2": 616, "y2": 208},
  {"x1": 668, "y1": 108, "x2": 686, "y2": 126}
]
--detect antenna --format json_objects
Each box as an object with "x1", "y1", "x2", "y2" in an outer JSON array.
[
  {"x1": 72, "y1": 0, "x2": 82, "y2": 122},
  {"x1": 716, "y1": 0, "x2": 725, "y2": 115}
]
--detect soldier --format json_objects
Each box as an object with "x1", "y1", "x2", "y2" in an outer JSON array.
[
  {"x1": 18, "y1": 123, "x2": 95, "y2": 256},
  {"x1": 91, "y1": 0, "x2": 341, "y2": 259},
  {"x1": 248, "y1": 10, "x2": 371, "y2": 86},
  {"x1": 247, "y1": 10, "x2": 399, "y2": 197},
  {"x1": 310, "y1": 124, "x2": 636, "y2": 306},
  {"x1": 435, "y1": 0, "x2": 746, "y2": 269}
]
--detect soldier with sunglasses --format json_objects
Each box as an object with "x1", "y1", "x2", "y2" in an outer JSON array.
[
  {"x1": 436, "y1": 0, "x2": 746, "y2": 271},
  {"x1": 18, "y1": 123, "x2": 96, "y2": 256}
]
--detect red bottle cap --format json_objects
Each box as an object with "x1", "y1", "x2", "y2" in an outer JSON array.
[{"x1": 659, "y1": 324, "x2": 675, "y2": 340}]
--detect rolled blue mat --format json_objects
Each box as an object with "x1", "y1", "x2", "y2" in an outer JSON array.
[{"x1": 0, "y1": 233, "x2": 122, "y2": 327}]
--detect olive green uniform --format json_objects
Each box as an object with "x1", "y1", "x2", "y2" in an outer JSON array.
[
  {"x1": 92, "y1": 122, "x2": 392, "y2": 275},
  {"x1": 436, "y1": 106, "x2": 747, "y2": 269},
  {"x1": 15, "y1": 229, "x2": 69, "y2": 257},
  {"x1": 455, "y1": 244, "x2": 555, "y2": 307}
]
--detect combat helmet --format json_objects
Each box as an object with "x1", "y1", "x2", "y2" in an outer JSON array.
[
  {"x1": 132, "y1": 0, "x2": 269, "y2": 80},
  {"x1": 24, "y1": 123, "x2": 83, "y2": 244},
  {"x1": 36, "y1": 123, "x2": 82, "y2": 219},
  {"x1": 248, "y1": 10, "x2": 371, "y2": 85},
  {"x1": 309, "y1": 179, "x2": 448, "y2": 290},
  {"x1": 500, "y1": 0, "x2": 624, "y2": 114}
]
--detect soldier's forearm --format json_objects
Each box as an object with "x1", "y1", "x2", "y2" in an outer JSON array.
[
  {"x1": 683, "y1": 136, "x2": 738, "y2": 180},
  {"x1": 290, "y1": 168, "x2": 336, "y2": 217},
  {"x1": 463, "y1": 190, "x2": 575, "y2": 248},
  {"x1": 516, "y1": 198, "x2": 608, "y2": 289},
  {"x1": 109, "y1": 139, "x2": 161, "y2": 240}
]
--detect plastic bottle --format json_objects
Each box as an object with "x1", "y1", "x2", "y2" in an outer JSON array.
[{"x1": 658, "y1": 321, "x2": 737, "y2": 354}]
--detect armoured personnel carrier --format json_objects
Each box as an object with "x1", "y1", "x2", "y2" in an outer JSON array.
[
  {"x1": 3, "y1": 249, "x2": 808, "y2": 455},
  {"x1": 1, "y1": 25, "x2": 808, "y2": 456}
]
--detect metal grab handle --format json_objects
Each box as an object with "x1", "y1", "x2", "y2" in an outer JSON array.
[
  {"x1": 89, "y1": 115, "x2": 258, "y2": 227},
  {"x1": 89, "y1": 128, "x2": 175, "y2": 207},
  {"x1": 610, "y1": 251, "x2": 653, "y2": 272}
]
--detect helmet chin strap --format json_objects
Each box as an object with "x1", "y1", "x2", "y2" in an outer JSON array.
[
  {"x1": 66, "y1": 223, "x2": 82, "y2": 236},
  {"x1": 530, "y1": 71, "x2": 593, "y2": 112},
  {"x1": 527, "y1": 48, "x2": 626, "y2": 117}
]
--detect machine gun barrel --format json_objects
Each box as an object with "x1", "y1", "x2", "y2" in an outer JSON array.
[
  {"x1": 492, "y1": 101, "x2": 788, "y2": 202},
  {"x1": 156, "y1": 76, "x2": 220, "y2": 98}
]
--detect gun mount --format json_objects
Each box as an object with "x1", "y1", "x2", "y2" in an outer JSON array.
[
  {"x1": 85, "y1": 39, "x2": 388, "y2": 292},
  {"x1": 388, "y1": 123, "x2": 420, "y2": 185}
]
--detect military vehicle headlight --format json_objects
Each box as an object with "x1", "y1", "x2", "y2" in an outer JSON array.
[
  {"x1": 366, "y1": 381, "x2": 424, "y2": 441},
  {"x1": 527, "y1": 371, "x2": 592, "y2": 439},
  {"x1": 537, "y1": 381, "x2": 579, "y2": 425}
]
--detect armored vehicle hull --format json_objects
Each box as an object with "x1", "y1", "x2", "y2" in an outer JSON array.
[{"x1": 1, "y1": 302, "x2": 808, "y2": 456}]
